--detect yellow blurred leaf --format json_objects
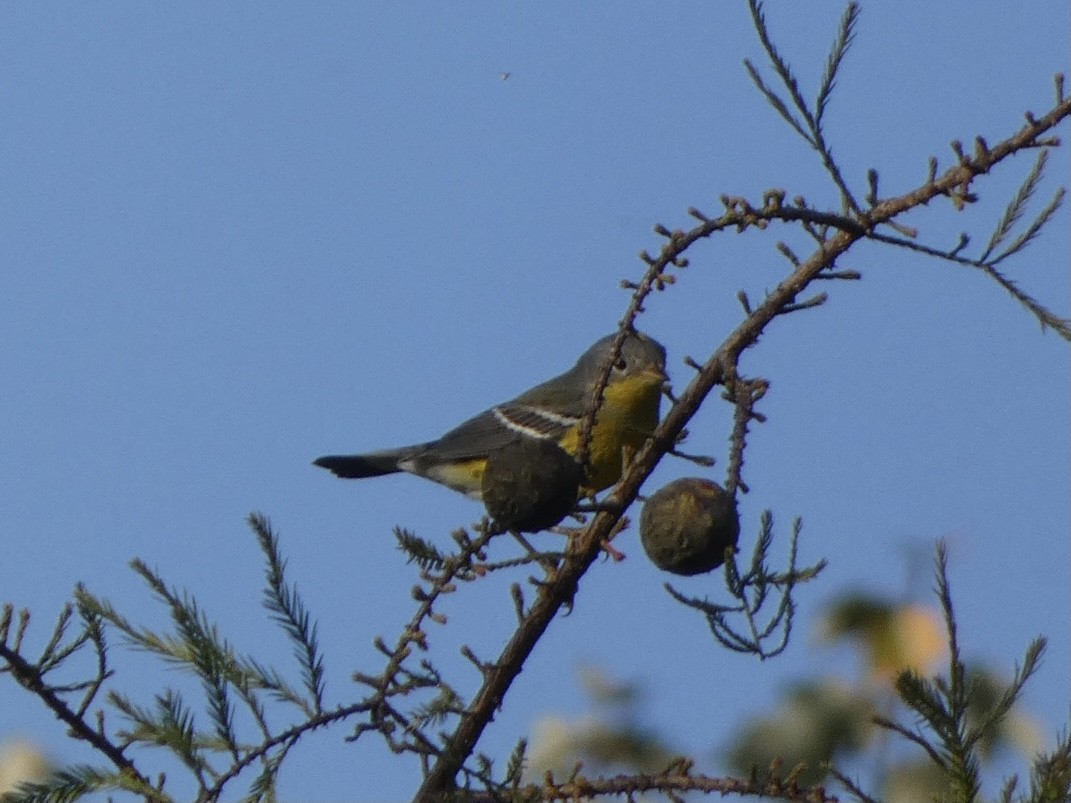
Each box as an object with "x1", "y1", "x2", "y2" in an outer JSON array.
[{"x1": 0, "y1": 739, "x2": 48, "y2": 795}]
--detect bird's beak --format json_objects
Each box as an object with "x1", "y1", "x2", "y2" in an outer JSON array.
[{"x1": 643, "y1": 366, "x2": 670, "y2": 385}]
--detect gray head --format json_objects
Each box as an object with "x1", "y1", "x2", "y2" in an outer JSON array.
[{"x1": 574, "y1": 330, "x2": 667, "y2": 383}]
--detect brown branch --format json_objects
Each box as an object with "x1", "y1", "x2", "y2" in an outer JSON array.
[
  {"x1": 459, "y1": 762, "x2": 839, "y2": 803},
  {"x1": 202, "y1": 700, "x2": 373, "y2": 800},
  {"x1": 0, "y1": 642, "x2": 163, "y2": 801},
  {"x1": 723, "y1": 370, "x2": 768, "y2": 497},
  {"x1": 411, "y1": 94, "x2": 1071, "y2": 802},
  {"x1": 534, "y1": 769, "x2": 837, "y2": 803},
  {"x1": 414, "y1": 214, "x2": 853, "y2": 803},
  {"x1": 464, "y1": 769, "x2": 837, "y2": 803}
]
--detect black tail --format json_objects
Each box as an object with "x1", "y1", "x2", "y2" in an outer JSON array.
[{"x1": 313, "y1": 452, "x2": 405, "y2": 479}]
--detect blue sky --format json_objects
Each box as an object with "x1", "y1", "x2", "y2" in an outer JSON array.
[{"x1": 2, "y1": 2, "x2": 1068, "y2": 800}]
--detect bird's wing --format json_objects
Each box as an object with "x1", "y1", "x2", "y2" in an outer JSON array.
[{"x1": 416, "y1": 403, "x2": 580, "y2": 464}]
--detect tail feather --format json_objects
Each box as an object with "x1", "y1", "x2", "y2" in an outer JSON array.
[{"x1": 313, "y1": 449, "x2": 414, "y2": 479}]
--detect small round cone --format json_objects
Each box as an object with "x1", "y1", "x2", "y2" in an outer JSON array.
[{"x1": 640, "y1": 478, "x2": 740, "y2": 575}]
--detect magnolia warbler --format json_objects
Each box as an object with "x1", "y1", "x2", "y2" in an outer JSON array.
[{"x1": 314, "y1": 330, "x2": 667, "y2": 498}]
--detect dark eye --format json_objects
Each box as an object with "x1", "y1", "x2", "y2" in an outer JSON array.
[{"x1": 614, "y1": 358, "x2": 628, "y2": 371}]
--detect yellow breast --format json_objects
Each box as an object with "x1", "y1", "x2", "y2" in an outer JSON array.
[{"x1": 559, "y1": 373, "x2": 663, "y2": 492}]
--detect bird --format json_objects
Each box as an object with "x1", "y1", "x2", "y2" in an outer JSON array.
[{"x1": 314, "y1": 330, "x2": 667, "y2": 500}]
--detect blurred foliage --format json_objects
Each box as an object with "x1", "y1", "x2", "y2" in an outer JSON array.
[
  {"x1": 726, "y1": 679, "x2": 876, "y2": 786},
  {"x1": 820, "y1": 595, "x2": 947, "y2": 682},
  {"x1": 526, "y1": 580, "x2": 1046, "y2": 801},
  {"x1": 526, "y1": 668, "x2": 677, "y2": 780},
  {"x1": 0, "y1": 740, "x2": 48, "y2": 797}
]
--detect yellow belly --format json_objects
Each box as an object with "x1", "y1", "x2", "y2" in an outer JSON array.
[{"x1": 424, "y1": 457, "x2": 489, "y2": 499}]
